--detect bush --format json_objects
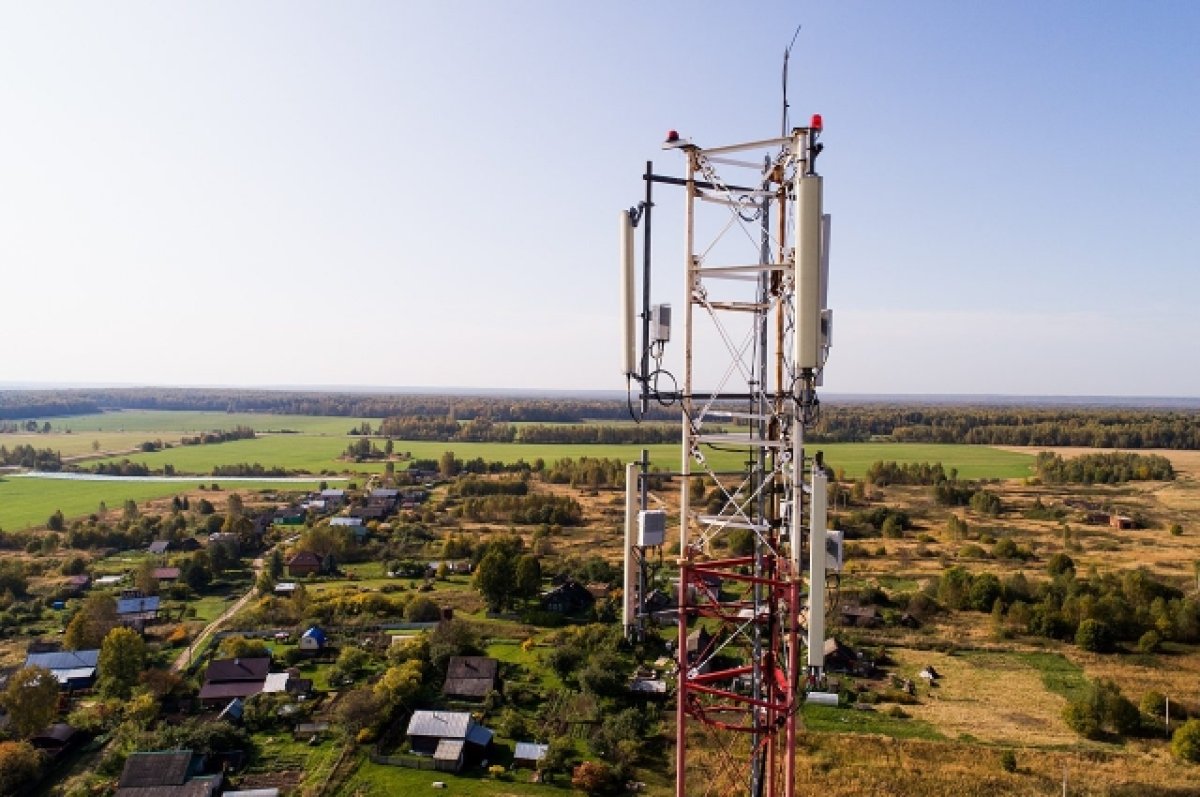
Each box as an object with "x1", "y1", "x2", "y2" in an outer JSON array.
[
  {"x1": 1064, "y1": 680, "x2": 1138, "y2": 739},
  {"x1": 1172, "y1": 719, "x2": 1200, "y2": 763},
  {"x1": 1046, "y1": 552, "x2": 1075, "y2": 576},
  {"x1": 1137, "y1": 630, "x2": 1162, "y2": 654},
  {"x1": 572, "y1": 761, "x2": 618, "y2": 795},
  {"x1": 405, "y1": 595, "x2": 441, "y2": 623},
  {"x1": 1000, "y1": 749, "x2": 1017, "y2": 773},
  {"x1": 1141, "y1": 691, "x2": 1167, "y2": 718},
  {"x1": 1076, "y1": 619, "x2": 1113, "y2": 653}
]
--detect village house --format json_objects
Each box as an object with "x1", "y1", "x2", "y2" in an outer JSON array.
[
  {"x1": 542, "y1": 580, "x2": 594, "y2": 614},
  {"x1": 840, "y1": 605, "x2": 881, "y2": 628},
  {"x1": 198, "y1": 656, "x2": 270, "y2": 707},
  {"x1": 64, "y1": 574, "x2": 91, "y2": 595},
  {"x1": 116, "y1": 593, "x2": 160, "y2": 628},
  {"x1": 513, "y1": 742, "x2": 549, "y2": 769},
  {"x1": 24, "y1": 649, "x2": 99, "y2": 691},
  {"x1": 29, "y1": 723, "x2": 84, "y2": 760},
  {"x1": 287, "y1": 551, "x2": 323, "y2": 577},
  {"x1": 154, "y1": 566, "x2": 182, "y2": 584},
  {"x1": 442, "y1": 655, "x2": 499, "y2": 701},
  {"x1": 405, "y1": 710, "x2": 494, "y2": 773},
  {"x1": 298, "y1": 626, "x2": 328, "y2": 653},
  {"x1": 115, "y1": 750, "x2": 222, "y2": 797}
]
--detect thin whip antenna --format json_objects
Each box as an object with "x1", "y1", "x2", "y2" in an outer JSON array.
[{"x1": 782, "y1": 23, "x2": 802, "y2": 136}]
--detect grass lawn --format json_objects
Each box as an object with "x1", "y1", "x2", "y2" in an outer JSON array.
[
  {"x1": 335, "y1": 755, "x2": 574, "y2": 797},
  {"x1": 801, "y1": 703, "x2": 943, "y2": 741},
  {"x1": 1010, "y1": 651, "x2": 1089, "y2": 702},
  {"x1": 0, "y1": 476, "x2": 324, "y2": 530}
]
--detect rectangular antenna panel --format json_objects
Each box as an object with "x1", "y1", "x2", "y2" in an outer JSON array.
[{"x1": 638, "y1": 509, "x2": 666, "y2": 547}]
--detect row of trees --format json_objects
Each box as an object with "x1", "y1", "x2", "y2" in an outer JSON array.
[
  {"x1": 0, "y1": 387, "x2": 677, "y2": 422},
  {"x1": 179, "y1": 426, "x2": 256, "y2": 445},
  {"x1": 0, "y1": 443, "x2": 62, "y2": 470},
  {"x1": 811, "y1": 404, "x2": 1200, "y2": 449}
]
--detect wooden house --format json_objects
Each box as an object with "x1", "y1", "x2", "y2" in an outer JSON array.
[
  {"x1": 442, "y1": 655, "x2": 498, "y2": 701},
  {"x1": 287, "y1": 551, "x2": 323, "y2": 577}
]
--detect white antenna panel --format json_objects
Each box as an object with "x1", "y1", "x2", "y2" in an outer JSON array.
[
  {"x1": 620, "y1": 211, "x2": 637, "y2": 375},
  {"x1": 794, "y1": 176, "x2": 823, "y2": 370}
]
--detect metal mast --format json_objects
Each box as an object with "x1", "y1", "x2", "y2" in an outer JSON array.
[{"x1": 657, "y1": 120, "x2": 828, "y2": 797}]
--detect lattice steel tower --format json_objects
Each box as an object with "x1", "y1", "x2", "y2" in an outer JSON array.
[{"x1": 621, "y1": 118, "x2": 833, "y2": 797}]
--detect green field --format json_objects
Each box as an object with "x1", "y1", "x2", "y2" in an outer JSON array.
[
  {"x1": 1, "y1": 411, "x2": 1036, "y2": 532},
  {"x1": 0, "y1": 476, "x2": 325, "y2": 531},
  {"x1": 44, "y1": 410, "x2": 370, "y2": 435},
  {"x1": 92, "y1": 436, "x2": 1035, "y2": 481}
]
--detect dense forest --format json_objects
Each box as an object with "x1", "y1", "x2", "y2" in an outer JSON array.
[{"x1": 4, "y1": 388, "x2": 1200, "y2": 449}]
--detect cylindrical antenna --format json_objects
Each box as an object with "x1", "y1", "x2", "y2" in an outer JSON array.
[{"x1": 620, "y1": 210, "x2": 637, "y2": 376}]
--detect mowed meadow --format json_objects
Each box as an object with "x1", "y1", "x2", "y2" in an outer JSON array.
[{"x1": 0, "y1": 410, "x2": 1035, "y2": 530}]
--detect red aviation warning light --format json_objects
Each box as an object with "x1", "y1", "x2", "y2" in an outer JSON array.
[
  {"x1": 810, "y1": 113, "x2": 823, "y2": 131},
  {"x1": 665, "y1": 129, "x2": 680, "y2": 143}
]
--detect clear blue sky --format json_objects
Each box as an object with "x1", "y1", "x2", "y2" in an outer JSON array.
[{"x1": 2, "y1": 2, "x2": 1197, "y2": 396}]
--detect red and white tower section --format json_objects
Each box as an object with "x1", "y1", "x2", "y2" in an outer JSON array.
[{"x1": 620, "y1": 118, "x2": 840, "y2": 797}]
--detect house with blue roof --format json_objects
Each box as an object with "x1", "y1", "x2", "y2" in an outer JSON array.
[
  {"x1": 117, "y1": 594, "x2": 160, "y2": 628},
  {"x1": 299, "y1": 626, "x2": 328, "y2": 652},
  {"x1": 25, "y1": 649, "x2": 100, "y2": 690}
]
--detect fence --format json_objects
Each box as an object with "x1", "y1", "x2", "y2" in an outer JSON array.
[{"x1": 369, "y1": 752, "x2": 439, "y2": 771}]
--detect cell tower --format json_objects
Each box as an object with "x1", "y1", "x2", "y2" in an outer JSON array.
[{"x1": 620, "y1": 118, "x2": 836, "y2": 797}]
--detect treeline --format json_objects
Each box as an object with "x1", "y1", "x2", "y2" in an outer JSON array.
[
  {"x1": 812, "y1": 405, "x2": 1200, "y2": 449},
  {"x1": 1035, "y1": 451, "x2": 1175, "y2": 484},
  {"x1": 0, "y1": 396, "x2": 101, "y2": 420},
  {"x1": 0, "y1": 444, "x2": 62, "y2": 470},
  {"x1": 180, "y1": 426, "x2": 256, "y2": 445},
  {"x1": 93, "y1": 459, "x2": 151, "y2": 476},
  {"x1": 452, "y1": 476, "x2": 529, "y2": 497},
  {"x1": 377, "y1": 415, "x2": 679, "y2": 444},
  {"x1": 212, "y1": 462, "x2": 295, "y2": 478},
  {"x1": 0, "y1": 388, "x2": 676, "y2": 422}
]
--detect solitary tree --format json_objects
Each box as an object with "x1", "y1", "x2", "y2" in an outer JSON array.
[
  {"x1": 0, "y1": 666, "x2": 59, "y2": 738},
  {"x1": 474, "y1": 550, "x2": 515, "y2": 612},
  {"x1": 134, "y1": 559, "x2": 159, "y2": 596},
  {"x1": 374, "y1": 660, "x2": 424, "y2": 712},
  {"x1": 268, "y1": 548, "x2": 284, "y2": 580},
  {"x1": 98, "y1": 627, "x2": 146, "y2": 699},
  {"x1": 1173, "y1": 719, "x2": 1200, "y2": 763},
  {"x1": 64, "y1": 592, "x2": 118, "y2": 650},
  {"x1": 0, "y1": 742, "x2": 42, "y2": 795},
  {"x1": 514, "y1": 554, "x2": 543, "y2": 604},
  {"x1": 47, "y1": 510, "x2": 65, "y2": 532}
]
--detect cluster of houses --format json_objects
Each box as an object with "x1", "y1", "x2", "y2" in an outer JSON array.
[{"x1": 398, "y1": 654, "x2": 547, "y2": 773}]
